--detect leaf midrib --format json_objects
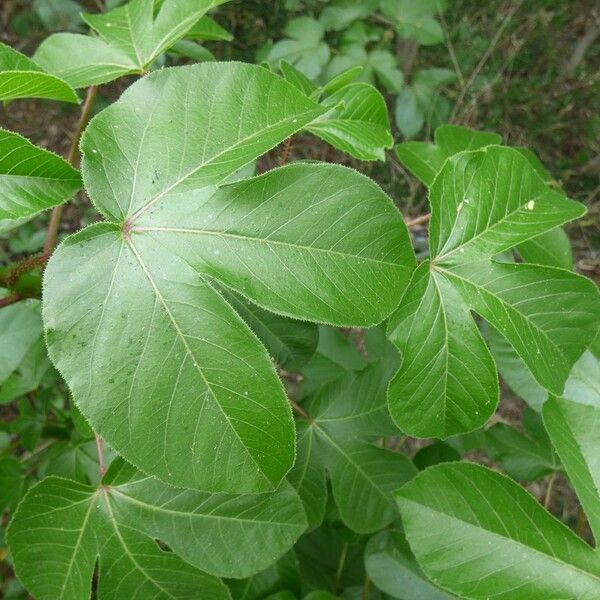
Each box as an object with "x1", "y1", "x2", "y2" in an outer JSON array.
[
  {"x1": 109, "y1": 488, "x2": 300, "y2": 528},
  {"x1": 127, "y1": 108, "x2": 326, "y2": 224},
  {"x1": 133, "y1": 226, "x2": 403, "y2": 267},
  {"x1": 125, "y1": 237, "x2": 272, "y2": 488}
]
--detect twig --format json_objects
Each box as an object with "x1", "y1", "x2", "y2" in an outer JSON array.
[
  {"x1": 451, "y1": 0, "x2": 523, "y2": 121},
  {"x1": 95, "y1": 433, "x2": 106, "y2": 478},
  {"x1": 406, "y1": 213, "x2": 431, "y2": 228},
  {"x1": 439, "y1": 10, "x2": 465, "y2": 88},
  {"x1": 290, "y1": 399, "x2": 310, "y2": 420},
  {"x1": 544, "y1": 471, "x2": 557, "y2": 509},
  {"x1": 335, "y1": 542, "x2": 349, "y2": 592},
  {"x1": 362, "y1": 575, "x2": 371, "y2": 600},
  {"x1": 0, "y1": 293, "x2": 23, "y2": 308},
  {"x1": 576, "y1": 508, "x2": 588, "y2": 538},
  {"x1": 280, "y1": 136, "x2": 294, "y2": 166},
  {"x1": 563, "y1": 10, "x2": 600, "y2": 78},
  {"x1": 43, "y1": 85, "x2": 99, "y2": 257}
]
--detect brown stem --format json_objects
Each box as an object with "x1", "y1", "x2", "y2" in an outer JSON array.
[
  {"x1": 0, "y1": 293, "x2": 23, "y2": 308},
  {"x1": 576, "y1": 508, "x2": 588, "y2": 538},
  {"x1": 95, "y1": 433, "x2": 106, "y2": 478},
  {"x1": 543, "y1": 471, "x2": 557, "y2": 509},
  {"x1": 43, "y1": 85, "x2": 99, "y2": 257},
  {"x1": 280, "y1": 136, "x2": 294, "y2": 166},
  {"x1": 406, "y1": 213, "x2": 431, "y2": 228},
  {"x1": 5, "y1": 253, "x2": 48, "y2": 287},
  {"x1": 362, "y1": 575, "x2": 371, "y2": 600},
  {"x1": 290, "y1": 399, "x2": 310, "y2": 420}
]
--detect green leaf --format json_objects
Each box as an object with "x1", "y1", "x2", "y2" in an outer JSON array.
[
  {"x1": 227, "y1": 552, "x2": 300, "y2": 600},
  {"x1": 484, "y1": 422, "x2": 558, "y2": 481},
  {"x1": 398, "y1": 125, "x2": 572, "y2": 269},
  {"x1": 186, "y1": 15, "x2": 233, "y2": 41},
  {"x1": 301, "y1": 327, "x2": 367, "y2": 396},
  {"x1": 280, "y1": 60, "x2": 318, "y2": 96},
  {"x1": 0, "y1": 128, "x2": 82, "y2": 222},
  {"x1": 487, "y1": 325, "x2": 548, "y2": 411},
  {"x1": 413, "y1": 442, "x2": 460, "y2": 470},
  {"x1": 8, "y1": 460, "x2": 306, "y2": 599},
  {"x1": 0, "y1": 42, "x2": 78, "y2": 103},
  {"x1": 35, "y1": 0, "x2": 217, "y2": 88},
  {"x1": 325, "y1": 46, "x2": 403, "y2": 94},
  {"x1": 268, "y1": 17, "x2": 330, "y2": 80},
  {"x1": 34, "y1": 34, "x2": 140, "y2": 88},
  {"x1": 308, "y1": 83, "x2": 393, "y2": 161},
  {"x1": 365, "y1": 530, "x2": 454, "y2": 600},
  {"x1": 294, "y1": 362, "x2": 416, "y2": 533},
  {"x1": 322, "y1": 66, "x2": 363, "y2": 95},
  {"x1": 380, "y1": 0, "x2": 447, "y2": 45},
  {"x1": 396, "y1": 125, "x2": 501, "y2": 186},
  {"x1": 288, "y1": 422, "x2": 327, "y2": 531},
  {"x1": 397, "y1": 462, "x2": 600, "y2": 599},
  {"x1": 319, "y1": 0, "x2": 379, "y2": 32},
  {"x1": 7, "y1": 477, "x2": 230, "y2": 600},
  {"x1": 388, "y1": 146, "x2": 599, "y2": 438},
  {"x1": 169, "y1": 40, "x2": 215, "y2": 62},
  {"x1": 43, "y1": 63, "x2": 414, "y2": 492},
  {"x1": 544, "y1": 396, "x2": 600, "y2": 543},
  {"x1": 0, "y1": 301, "x2": 42, "y2": 384},
  {"x1": 222, "y1": 289, "x2": 318, "y2": 371},
  {"x1": 516, "y1": 227, "x2": 574, "y2": 270},
  {"x1": 82, "y1": 0, "x2": 214, "y2": 68},
  {"x1": 0, "y1": 456, "x2": 25, "y2": 514}
]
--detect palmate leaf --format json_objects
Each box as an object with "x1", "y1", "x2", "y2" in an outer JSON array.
[
  {"x1": 397, "y1": 462, "x2": 600, "y2": 600},
  {"x1": 0, "y1": 128, "x2": 82, "y2": 222},
  {"x1": 389, "y1": 145, "x2": 600, "y2": 438},
  {"x1": 0, "y1": 42, "x2": 78, "y2": 103},
  {"x1": 290, "y1": 362, "x2": 416, "y2": 533},
  {"x1": 34, "y1": 0, "x2": 218, "y2": 88},
  {"x1": 7, "y1": 458, "x2": 306, "y2": 600},
  {"x1": 43, "y1": 62, "x2": 415, "y2": 493},
  {"x1": 396, "y1": 124, "x2": 572, "y2": 269}
]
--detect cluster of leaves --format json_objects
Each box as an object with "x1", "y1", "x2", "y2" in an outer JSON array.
[
  {"x1": 263, "y1": 0, "x2": 456, "y2": 139},
  {"x1": 1, "y1": 1, "x2": 600, "y2": 600}
]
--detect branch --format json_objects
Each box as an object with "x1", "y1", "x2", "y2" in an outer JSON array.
[
  {"x1": 406, "y1": 213, "x2": 431, "y2": 228},
  {"x1": 0, "y1": 293, "x2": 23, "y2": 308},
  {"x1": 43, "y1": 85, "x2": 99, "y2": 257}
]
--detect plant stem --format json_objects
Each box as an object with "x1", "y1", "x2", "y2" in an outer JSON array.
[
  {"x1": 544, "y1": 471, "x2": 557, "y2": 509},
  {"x1": 43, "y1": 85, "x2": 98, "y2": 257},
  {"x1": 0, "y1": 293, "x2": 23, "y2": 308},
  {"x1": 406, "y1": 213, "x2": 431, "y2": 228},
  {"x1": 576, "y1": 508, "x2": 588, "y2": 537},
  {"x1": 362, "y1": 575, "x2": 371, "y2": 600},
  {"x1": 290, "y1": 399, "x2": 310, "y2": 420},
  {"x1": 335, "y1": 542, "x2": 349, "y2": 592},
  {"x1": 280, "y1": 136, "x2": 294, "y2": 165},
  {"x1": 95, "y1": 433, "x2": 106, "y2": 478}
]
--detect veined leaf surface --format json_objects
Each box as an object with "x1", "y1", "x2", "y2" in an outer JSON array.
[
  {"x1": 43, "y1": 63, "x2": 415, "y2": 492},
  {"x1": 389, "y1": 145, "x2": 599, "y2": 437}
]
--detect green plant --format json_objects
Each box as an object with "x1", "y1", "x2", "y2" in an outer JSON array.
[
  {"x1": 1, "y1": 2, "x2": 600, "y2": 600},
  {"x1": 265, "y1": 0, "x2": 456, "y2": 140}
]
